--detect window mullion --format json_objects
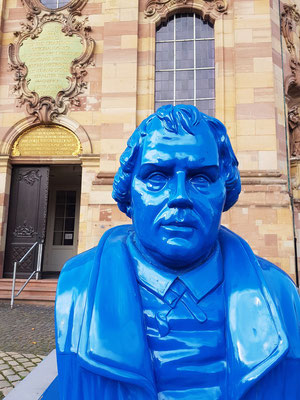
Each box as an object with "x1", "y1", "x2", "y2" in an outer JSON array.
[
  {"x1": 193, "y1": 13, "x2": 196, "y2": 107},
  {"x1": 173, "y1": 15, "x2": 176, "y2": 106}
]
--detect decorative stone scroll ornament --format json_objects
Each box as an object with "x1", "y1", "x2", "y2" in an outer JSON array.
[
  {"x1": 8, "y1": 2, "x2": 95, "y2": 124},
  {"x1": 144, "y1": 0, "x2": 227, "y2": 22},
  {"x1": 281, "y1": 3, "x2": 300, "y2": 100},
  {"x1": 288, "y1": 105, "x2": 300, "y2": 157},
  {"x1": 281, "y1": 3, "x2": 300, "y2": 156}
]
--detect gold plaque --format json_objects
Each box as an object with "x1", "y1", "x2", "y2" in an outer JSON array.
[
  {"x1": 11, "y1": 125, "x2": 82, "y2": 157},
  {"x1": 19, "y1": 22, "x2": 83, "y2": 99}
]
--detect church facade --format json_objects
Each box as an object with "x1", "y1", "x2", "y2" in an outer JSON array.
[{"x1": 0, "y1": 0, "x2": 299, "y2": 295}]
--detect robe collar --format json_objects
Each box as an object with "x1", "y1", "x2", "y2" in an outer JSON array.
[{"x1": 128, "y1": 232, "x2": 223, "y2": 302}]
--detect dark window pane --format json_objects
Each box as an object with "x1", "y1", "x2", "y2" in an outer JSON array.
[
  {"x1": 176, "y1": 70, "x2": 194, "y2": 100},
  {"x1": 176, "y1": 13, "x2": 194, "y2": 40},
  {"x1": 155, "y1": 101, "x2": 173, "y2": 111},
  {"x1": 54, "y1": 218, "x2": 64, "y2": 231},
  {"x1": 56, "y1": 190, "x2": 66, "y2": 204},
  {"x1": 196, "y1": 40, "x2": 214, "y2": 68},
  {"x1": 67, "y1": 191, "x2": 76, "y2": 204},
  {"x1": 195, "y1": 17, "x2": 214, "y2": 39},
  {"x1": 64, "y1": 232, "x2": 74, "y2": 246},
  {"x1": 196, "y1": 69, "x2": 215, "y2": 99},
  {"x1": 196, "y1": 99, "x2": 215, "y2": 117},
  {"x1": 66, "y1": 204, "x2": 76, "y2": 218},
  {"x1": 53, "y1": 231, "x2": 63, "y2": 246},
  {"x1": 176, "y1": 41, "x2": 194, "y2": 69},
  {"x1": 155, "y1": 71, "x2": 174, "y2": 101},
  {"x1": 55, "y1": 204, "x2": 65, "y2": 218},
  {"x1": 177, "y1": 100, "x2": 195, "y2": 106},
  {"x1": 156, "y1": 15, "x2": 174, "y2": 41},
  {"x1": 65, "y1": 218, "x2": 75, "y2": 231},
  {"x1": 156, "y1": 42, "x2": 174, "y2": 70}
]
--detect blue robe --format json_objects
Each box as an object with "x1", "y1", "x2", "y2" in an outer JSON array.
[{"x1": 55, "y1": 225, "x2": 300, "y2": 399}]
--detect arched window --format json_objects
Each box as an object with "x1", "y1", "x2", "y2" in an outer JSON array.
[{"x1": 155, "y1": 13, "x2": 215, "y2": 116}]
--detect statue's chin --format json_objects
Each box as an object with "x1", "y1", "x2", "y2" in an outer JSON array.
[{"x1": 144, "y1": 240, "x2": 214, "y2": 271}]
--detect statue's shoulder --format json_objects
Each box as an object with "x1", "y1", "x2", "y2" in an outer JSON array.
[
  {"x1": 220, "y1": 225, "x2": 299, "y2": 311},
  {"x1": 256, "y1": 255, "x2": 299, "y2": 303},
  {"x1": 57, "y1": 224, "x2": 133, "y2": 291},
  {"x1": 55, "y1": 224, "x2": 133, "y2": 353}
]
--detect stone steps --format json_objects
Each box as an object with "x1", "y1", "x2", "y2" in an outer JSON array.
[{"x1": 0, "y1": 279, "x2": 57, "y2": 303}]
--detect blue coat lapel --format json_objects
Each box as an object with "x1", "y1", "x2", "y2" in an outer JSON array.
[
  {"x1": 76, "y1": 225, "x2": 288, "y2": 400},
  {"x1": 77, "y1": 225, "x2": 157, "y2": 399},
  {"x1": 219, "y1": 227, "x2": 289, "y2": 399}
]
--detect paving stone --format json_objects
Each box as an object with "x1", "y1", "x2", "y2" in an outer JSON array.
[
  {"x1": 15, "y1": 357, "x2": 28, "y2": 363},
  {"x1": 0, "y1": 380, "x2": 11, "y2": 389},
  {"x1": 0, "y1": 365, "x2": 7, "y2": 371},
  {"x1": 2, "y1": 357, "x2": 12, "y2": 362},
  {"x1": 22, "y1": 354, "x2": 35, "y2": 358},
  {"x1": 1, "y1": 386, "x2": 13, "y2": 396},
  {"x1": 32, "y1": 358, "x2": 42, "y2": 363},
  {"x1": 18, "y1": 371, "x2": 29, "y2": 378},
  {"x1": 6, "y1": 375, "x2": 19, "y2": 383},
  {"x1": 7, "y1": 361, "x2": 18, "y2": 366},
  {"x1": 0, "y1": 361, "x2": 4, "y2": 365},
  {"x1": 2, "y1": 369, "x2": 14, "y2": 377},
  {"x1": 23, "y1": 361, "x2": 34, "y2": 368},
  {"x1": 13, "y1": 366, "x2": 25, "y2": 372}
]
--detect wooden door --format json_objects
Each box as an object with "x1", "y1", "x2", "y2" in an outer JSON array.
[{"x1": 3, "y1": 166, "x2": 49, "y2": 278}]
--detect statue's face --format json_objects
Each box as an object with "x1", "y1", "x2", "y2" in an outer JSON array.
[{"x1": 131, "y1": 120, "x2": 226, "y2": 269}]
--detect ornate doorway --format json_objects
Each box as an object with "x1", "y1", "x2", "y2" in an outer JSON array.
[
  {"x1": 3, "y1": 166, "x2": 49, "y2": 278},
  {"x1": 3, "y1": 165, "x2": 82, "y2": 279}
]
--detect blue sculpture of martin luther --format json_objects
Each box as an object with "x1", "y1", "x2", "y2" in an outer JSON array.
[{"x1": 55, "y1": 105, "x2": 300, "y2": 400}]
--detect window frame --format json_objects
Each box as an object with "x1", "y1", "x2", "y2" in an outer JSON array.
[{"x1": 155, "y1": 12, "x2": 215, "y2": 115}]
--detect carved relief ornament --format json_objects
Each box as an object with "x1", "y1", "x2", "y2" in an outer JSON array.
[
  {"x1": 144, "y1": 0, "x2": 227, "y2": 22},
  {"x1": 8, "y1": 7, "x2": 95, "y2": 124},
  {"x1": 281, "y1": 3, "x2": 300, "y2": 100},
  {"x1": 288, "y1": 105, "x2": 300, "y2": 157}
]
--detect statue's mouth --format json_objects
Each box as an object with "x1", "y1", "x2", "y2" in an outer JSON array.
[{"x1": 161, "y1": 224, "x2": 194, "y2": 233}]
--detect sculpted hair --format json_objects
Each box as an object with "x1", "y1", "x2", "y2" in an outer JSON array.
[{"x1": 112, "y1": 105, "x2": 241, "y2": 217}]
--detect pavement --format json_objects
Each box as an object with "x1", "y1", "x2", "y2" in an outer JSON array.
[{"x1": 0, "y1": 301, "x2": 55, "y2": 399}]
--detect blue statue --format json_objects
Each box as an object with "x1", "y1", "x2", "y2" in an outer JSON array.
[{"x1": 55, "y1": 105, "x2": 300, "y2": 399}]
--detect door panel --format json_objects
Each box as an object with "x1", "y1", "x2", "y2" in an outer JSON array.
[
  {"x1": 3, "y1": 166, "x2": 49, "y2": 278},
  {"x1": 43, "y1": 186, "x2": 80, "y2": 273}
]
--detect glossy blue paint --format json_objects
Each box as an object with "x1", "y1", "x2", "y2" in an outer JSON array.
[{"x1": 55, "y1": 105, "x2": 300, "y2": 399}]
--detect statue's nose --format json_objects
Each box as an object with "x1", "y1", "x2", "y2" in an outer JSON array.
[{"x1": 168, "y1": 171, "x2": 193, "y2": 209}]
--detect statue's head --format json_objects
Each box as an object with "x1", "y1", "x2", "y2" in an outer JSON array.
[{"x1": 113, "y1": 105, "x2": 241, "y2": 269}]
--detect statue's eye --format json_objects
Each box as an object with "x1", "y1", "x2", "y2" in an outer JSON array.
[
  {"x1": 146, "y1": 173, "x2": 168, "y2": 191},
  {"x1": 190, "y1": 175, "x2": 210, "y2": 190}
]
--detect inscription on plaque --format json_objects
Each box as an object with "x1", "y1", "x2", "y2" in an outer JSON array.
[
  {"x1": 19, "y1": 22, "x2": 83, "y2": 99},
  {"x1": 12, "y1": 125, "x2": 82, "y2": 157}
]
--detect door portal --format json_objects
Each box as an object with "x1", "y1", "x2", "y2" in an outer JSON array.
[
  {"x1": 3, "y1": 166, "x2": 49, "y2": 278},
  {"x1": 3, "y1": 165, "x2": 81, "y2": 279}
]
